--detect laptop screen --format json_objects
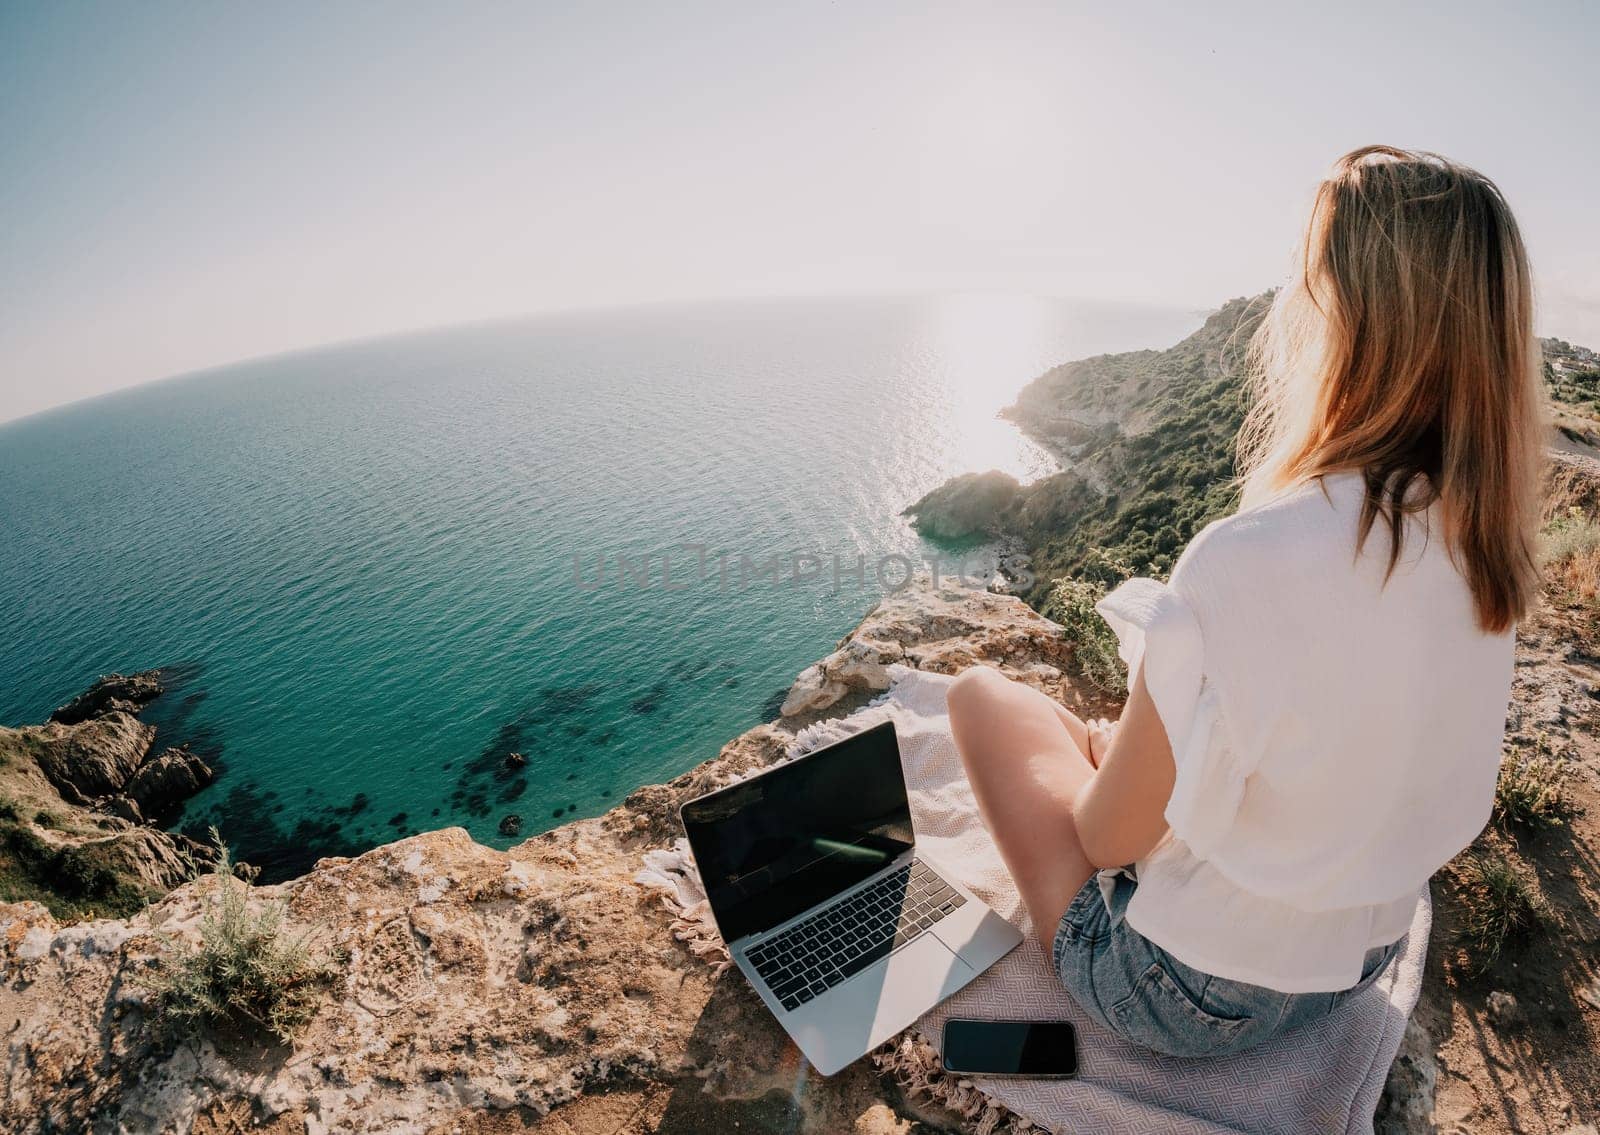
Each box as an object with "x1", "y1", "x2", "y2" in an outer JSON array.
[{"x1": 681, "y1": 720, "x2": 914, "y2": 943}]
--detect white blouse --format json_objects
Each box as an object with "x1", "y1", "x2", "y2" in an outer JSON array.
[{"x1": 1096, "y1": 470, "x2": 1514, "y2": 993}]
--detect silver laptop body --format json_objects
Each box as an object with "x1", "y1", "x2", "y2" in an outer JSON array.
[{"x1": 680, "y1": 719, "x2": 1022, "y2": 1076}]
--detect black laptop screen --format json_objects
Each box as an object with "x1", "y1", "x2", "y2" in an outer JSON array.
[{"x1": 681, "y1": 720, "x2": 914, "y2": 943}]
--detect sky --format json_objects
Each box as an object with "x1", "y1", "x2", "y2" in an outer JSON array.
[{"x1": 2, "y1": 0, "x2": 1597, "y2": 424}]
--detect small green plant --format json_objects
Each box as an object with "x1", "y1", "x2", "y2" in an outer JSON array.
[
  {"x1": 1040, "y1": 576, "x2": 1128, "y2": 696},
  {"x1": 1494, "y1": 741, "x2": 1572, "y2": 831},
  {"x1": 1455, "y1": 852, "x2": 1542, "y2": 973},
  {"x1": 142, "y1": 830, "x2": 343, "y2": 1044},
  {"x1": 32, "y1": 809, "x2": 56, "y2": 829}
]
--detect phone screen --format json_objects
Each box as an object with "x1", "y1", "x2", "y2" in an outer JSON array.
[{"x1": 941, "y1": 1019, "x2": 1079, "y2": 1077}]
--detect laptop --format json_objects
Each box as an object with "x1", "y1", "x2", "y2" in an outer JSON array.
[{"x1": 680, "y1": 719, "x2": 1022, "y2": 1076}]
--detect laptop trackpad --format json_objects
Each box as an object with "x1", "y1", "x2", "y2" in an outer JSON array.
[
  {"x1": 870, "y1": 934, "x2": 975, "y2": 1026},
  {"x1": 791, "y1": 933, "x2": 975, "y2": 1074}
]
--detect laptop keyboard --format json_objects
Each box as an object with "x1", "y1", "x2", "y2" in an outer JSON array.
[{"x1": 745, "y1": 858, "x2": 968, "y2": 1011}]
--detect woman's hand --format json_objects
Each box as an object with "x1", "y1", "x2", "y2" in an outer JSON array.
[{"x1": 1085, "y1": 718, "x2": 1116, "y2": 769}]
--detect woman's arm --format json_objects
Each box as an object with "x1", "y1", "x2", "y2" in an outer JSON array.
[{"x1": 1072, "y1": 662, "x2": 1177, "y2": 868}]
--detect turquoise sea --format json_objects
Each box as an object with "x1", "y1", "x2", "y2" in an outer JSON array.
[{"x1": 0, "y1": 295, "x2": 1199, "y2": 880}]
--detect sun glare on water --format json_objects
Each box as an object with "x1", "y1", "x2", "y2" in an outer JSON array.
[{"x1": 920, "y1": 291, "x2": 1062, "y2": 483}]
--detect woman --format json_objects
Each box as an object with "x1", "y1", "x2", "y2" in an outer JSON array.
[{"x1": 946, "y1": 145, "x2": 1545, "y2": 1058}]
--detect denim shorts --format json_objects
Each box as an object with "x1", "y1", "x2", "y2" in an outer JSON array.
[{"x1": 1053, "y1": 868, "x2": 1401, "y2": 1059}]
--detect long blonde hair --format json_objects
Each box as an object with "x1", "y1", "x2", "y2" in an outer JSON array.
[{"x1": 1239, "y1": 145, "x2": 1546, "y2": 633}]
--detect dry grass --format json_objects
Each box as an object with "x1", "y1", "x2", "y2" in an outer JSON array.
[
  {"x1": 1541, "y1": 506, "x2": 1600, "y2": 603},
  {"x1": 1454, "y1": 852, "x2": 1544, "y2": 974},
  {"x1": 1494, "y1": 739, "x2": 1574, "y2": 831}
]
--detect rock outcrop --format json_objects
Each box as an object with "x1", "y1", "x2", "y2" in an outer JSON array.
[
  {"x1": 903, "y1": 469, "x2": 1104, "y2": 567},
  {"x1": 31, "y1": 711, "x2": 159, "y2": 801},
  {"x1": 777, "y1": 580, "x2": 1117, "y2": 721},
  {"x1": 901, "y1": 470, "x2": 1025, "y2": 544},
  {"x1": 49, "y1": 670, "x2": 165, "y2": 726},
  {"x1": 124, "y1": 745, "x2": 215, "y2": 821},
  {"x1": 0, "y1": 670, "x2": 214, "y2": 915},
  {"x1": 20, "y1": 670, "x2": 213, "y2": 820}
]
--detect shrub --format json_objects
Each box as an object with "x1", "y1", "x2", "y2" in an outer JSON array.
[
  {"x1": 1494, "y1": 741, "x2": 1572, "y2": 831},
  {"x1": 143, "y1": 830, "x2": 343, "y2": 1045},
  {"x1": 1541, "y1": 507, "x2": 1600, "y2": 603},
  {"x1": 55, "y1": 843, "x2": 124, "y2": 897},
  {"x1": 1022, "y1": 365, "x2": 1248, "y2": 588},
  {"x1": 1454, "y1": 852, "x2": 1542, "y2": 973},
  {"x1": 0, "y1": 822, "x2": 148, "y2": 918},
  {"x1": 1041, "y1": 577, "x2": 1128, "y2": 696}
]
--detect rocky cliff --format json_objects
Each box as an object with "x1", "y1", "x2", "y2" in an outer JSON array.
[
  {"x1": 0, "y1": 586, "x2": 1112, "y2": 1135},
  {"x1": 0, "y1": 671, "x2": 215, "y2": 919},
  {"x1": 903, "y1": 298, "x2": 1258, "y2": 593}
]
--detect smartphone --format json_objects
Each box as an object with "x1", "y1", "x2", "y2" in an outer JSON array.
[{"x1": 941, "y1": 1018, "x2": 1079, "y2": 1078}]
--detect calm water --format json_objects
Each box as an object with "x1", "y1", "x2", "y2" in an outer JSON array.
[{"x1": 0, "y1": 295, "x2": 1198, "y2": 879}]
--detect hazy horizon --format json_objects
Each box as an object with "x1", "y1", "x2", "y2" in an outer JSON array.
[
  {"x1": 0, "y1": 288, "x2": 1217, "y2": 430},
  {"x1": 4, "y1": 1, "x2": 1598, "y2": 424}
]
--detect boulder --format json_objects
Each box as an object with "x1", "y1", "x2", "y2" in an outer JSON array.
[
  {"x1": 1375, "y1": 1015, "x2": 1437, "y2": 1134},
  {"x1": 103, "y1": 795, "x2": 143, "y2": 825},
  {"x1": 122, "y1": 746, "x2": 213, "y2": 819},
  {"x1": 1486, "y1": 990, "x2": 1520, "y2": 1028},
  {"x1": 778, "y1": 662, "x2": 851, "y2": 717}
]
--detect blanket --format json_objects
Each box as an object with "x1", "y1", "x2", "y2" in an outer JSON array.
[{"x1": 636, "y1": 665, "x2": 1426, "y2": 1134}]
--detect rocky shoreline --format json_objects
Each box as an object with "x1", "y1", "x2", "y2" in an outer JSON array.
[{"x1": 0, "y1": 670, "x2": 216, "y2": 916}]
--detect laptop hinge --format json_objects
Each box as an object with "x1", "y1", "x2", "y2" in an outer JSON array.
[{"x1": 736, "y1": 846, "x2": 918, "y2": 951}]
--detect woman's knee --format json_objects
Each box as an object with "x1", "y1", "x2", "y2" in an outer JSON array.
[
  {"x1": 948, "y1": 663, "x2": 1008, "y2": 701},
  {"x1": 947, "y1": 665, "x2": 1007, "y2": 721},
  {"x1": 947, "y1": 667, "x2": 1016, "y2": 766}
]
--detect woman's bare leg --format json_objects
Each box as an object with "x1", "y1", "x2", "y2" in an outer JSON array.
[
  {"x1": 1045, "y1": 700, "x2": 1093, "y2": 764},
  {"x1": 945, "y1": 666, "x2": 1099, "y2": 950}
]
